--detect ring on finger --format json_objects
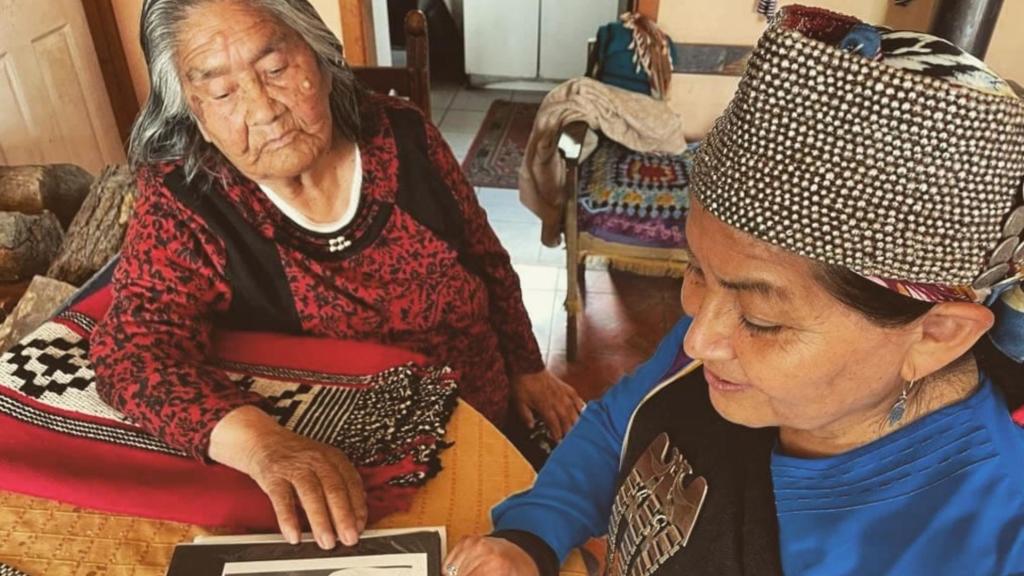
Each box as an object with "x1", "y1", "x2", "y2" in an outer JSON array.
[{"x1": 445, "y1": 564, "x2": 459, "y2": 576}]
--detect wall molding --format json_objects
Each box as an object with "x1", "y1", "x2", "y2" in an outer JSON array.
[{"x1": 672, "y1": 43, "x2": 752, "y2": 76}]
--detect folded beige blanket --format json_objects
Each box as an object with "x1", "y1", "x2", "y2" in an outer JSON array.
[{"x1": 518, "y1": 77, "x2": 688, "y2": 246}]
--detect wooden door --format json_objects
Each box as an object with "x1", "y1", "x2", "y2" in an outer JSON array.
[{"x1": 0, "y1": 0, "x2": 126, "y2": 174}]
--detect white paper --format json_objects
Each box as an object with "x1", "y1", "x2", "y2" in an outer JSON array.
[{"x1": 221, "y1": 552, "x2": 426, "y2": 575}]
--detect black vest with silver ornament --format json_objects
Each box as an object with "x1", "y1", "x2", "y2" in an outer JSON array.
[{"x1": 608, "y1": 362, "x2": 782, "y2": 576}]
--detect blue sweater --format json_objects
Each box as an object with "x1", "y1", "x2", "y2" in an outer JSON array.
[
  {"x1": 773, "y1": 373, "x2": 1024, "y2": 574},
  {"x1": 493, "y1": 318, "x2": 1024, "y2": 573}
]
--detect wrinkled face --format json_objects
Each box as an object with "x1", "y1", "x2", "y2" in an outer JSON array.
[
  {"x1": 176, "y1": 0, "x2": 333, "y2": 180},
  {"x1": 681, "y1": 197, "x2": 918, "y2": 433}
]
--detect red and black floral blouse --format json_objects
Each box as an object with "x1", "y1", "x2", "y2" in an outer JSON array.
[{"x1": 90, "y1": 94, "x2": 544, "y2": 460}]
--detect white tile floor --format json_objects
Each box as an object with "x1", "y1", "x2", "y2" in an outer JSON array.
[
  {"x1": 432, "y1": 83, "x2": 556, "y2": 263},
  {"x1": 474, "y1": 187, "x2": 536, "y2": 223},
  {"x1": 431, "y1": 82, "x2": 563, "y2": 348},
  {"x1": 450, "y1": 88, "x2": 513, "y2": 112},
  {"x1": 440, "y1": 110, "x2": 488, "y2": 134}
]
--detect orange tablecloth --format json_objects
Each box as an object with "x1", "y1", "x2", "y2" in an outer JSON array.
[{"x1": 0, "y1": 401, "x2": 590, "y2": 575}]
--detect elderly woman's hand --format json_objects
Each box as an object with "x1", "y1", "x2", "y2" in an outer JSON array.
[
  {"x1": 511, "y1": 369, "x2": 586, "y2": 442},
  {"x1": 209, "y1": 406, "x2": 367, "y2": 550},
  {"x1": 444, "y1": 536, "x2": 541, "y2": 576}
]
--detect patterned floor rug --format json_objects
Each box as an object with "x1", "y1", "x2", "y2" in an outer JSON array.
[{"x1": 461, "y1": 100, "x2": 539, "y2": 190}]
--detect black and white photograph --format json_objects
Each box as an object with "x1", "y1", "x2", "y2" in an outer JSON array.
[{"x1": 165, "y1": 529, "x2": 444, "y2": 576}]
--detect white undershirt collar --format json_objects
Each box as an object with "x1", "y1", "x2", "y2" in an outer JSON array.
[{"x1": 258, "y1": 147, "x2": 362, "y2": 234}]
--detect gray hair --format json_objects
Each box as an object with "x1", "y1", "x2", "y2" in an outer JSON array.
[{"x1": 130, "y1": 0, "x2": 362, "y2": 182}]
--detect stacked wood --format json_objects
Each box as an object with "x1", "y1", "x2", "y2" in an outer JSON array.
[
  {"x1": 0, "y1": 164, "x2": 94, "y2": 228},
  {"x1": 0, "y1": 163, "x2": 127, "y2": 330},
  {"x1": 0, "y1": 275, "x2": 77, "y2": 353},
  {"x1": 0, "y1": 212, "x2": 64, "y2": 284},
  {"x1": 0, "y1": 280, "x2": 32, "y2": 324},
  {"x1": 47, "y1": 165, "x2": 136, "y2": 286}
]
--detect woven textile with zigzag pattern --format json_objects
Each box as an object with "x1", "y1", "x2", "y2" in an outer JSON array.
[{"x1": 0, "y1": 279, "x2": 458, "y2": 531}]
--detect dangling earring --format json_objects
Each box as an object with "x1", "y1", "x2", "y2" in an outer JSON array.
[{"x1": 887, "y1": 378, "x2": 917, "y2": 427}]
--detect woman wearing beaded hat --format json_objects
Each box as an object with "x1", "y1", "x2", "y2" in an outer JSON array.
[{"x1": 443, "y1": 5, "x2": 1024, "y2": 576}]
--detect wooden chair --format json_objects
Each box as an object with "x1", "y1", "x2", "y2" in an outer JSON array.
[
  {"x1": 557, "y1": 44, "x2": 691, "y2": 361},
  {"x1": 351, "y1": 9, "x2": 431, "y2": 119}
]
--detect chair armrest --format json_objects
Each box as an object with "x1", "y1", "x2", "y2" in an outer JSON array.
[
  {"x1": 556, "y1": 39, "x2": 598, "y2": 166},
  {"x1": 557, "y1": 122, "x2": 590, "y2": 166}
]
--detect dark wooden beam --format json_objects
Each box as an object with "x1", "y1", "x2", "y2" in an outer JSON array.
[
  {"x1": 340, "y1": 0, "x2": 376, "y2": 66},
  {"x1": 80, "y1": 0, "x2": 140, "y2": 151},
  {"x1": 930, "y1": 0, "x2": 1004, "y2": 58}
]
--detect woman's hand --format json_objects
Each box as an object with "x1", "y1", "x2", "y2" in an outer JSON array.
[
  {"x1": 511, "y1": 369, "x2": 586, "y2": 441},
  {"x1": 209, "y1": 405, "x2": 367, "y2": 550},
  {"x1": 444, "y1": 536, "x2": 541, "y2": 576}
]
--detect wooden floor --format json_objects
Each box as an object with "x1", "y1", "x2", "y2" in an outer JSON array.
[{"x1": 544, "y1": 269, "x2": 683, "y2": 400}]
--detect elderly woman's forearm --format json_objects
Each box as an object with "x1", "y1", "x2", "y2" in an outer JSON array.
[
  {"x1": 208, "y1": 405, "x2": 280, "y2": 470},
  {"x1": 208, "y1": 404, "x2": 368, "y2": 549},
  {"x1": 91, "y1": 319, "x2": 263, "y2": 460}
]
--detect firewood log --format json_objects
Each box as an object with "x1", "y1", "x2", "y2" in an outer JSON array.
[
  {"x1": 47, "y1": 165, "x2": 135, "y2": 286},
  {"x1": 0, "y1": 275, "x2": 77, "y2": 352},
  {"x1": 0, "y1": 211, "x2": 63, "y2": 283},
  {"x1": 0, "y1": 164, "x2": 94, "y2": 228}
]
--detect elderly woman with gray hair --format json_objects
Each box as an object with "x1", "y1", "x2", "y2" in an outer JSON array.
[{"x1": 88, "y1": 0, "x2": 584, "y2": 551}]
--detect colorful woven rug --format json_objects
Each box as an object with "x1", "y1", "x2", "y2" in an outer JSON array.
[
  {"x1": 0, "y1": 270, "x2": 457, "y2": 531},
  {"x1": 578, "y1": 139, "x2": 694, "y2": 249},
  {"x1": 461, "y1": 100, "x2": 539, "y2": 189}
]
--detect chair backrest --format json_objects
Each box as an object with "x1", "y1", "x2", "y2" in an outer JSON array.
[{"x1": 351, "y1": 10, "x2": 431, "y2": 119}]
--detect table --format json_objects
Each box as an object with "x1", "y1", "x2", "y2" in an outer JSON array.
[{"x1": 0, "y1": 402, "x2": 591, "y2": 575}]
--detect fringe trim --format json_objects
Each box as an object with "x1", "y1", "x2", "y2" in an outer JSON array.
[
  {"x1": 606, "y1": 255, "x2": 688, "y2": 278},
  {"x1": 414, "y1": 385, "x2": 460, "y2": 483},
  {"x1": 0, "y1": 564, "x2": 30, "y2": 576},
  {"x1": 620, "y1": 12, "x2": 674, "y2": 100}
]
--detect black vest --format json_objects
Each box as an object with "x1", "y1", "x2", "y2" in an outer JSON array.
[
  {"x1": 163, "y1": 105, "x2": 476, "y2": 335},
  {"x1": 608, "y1": 365, "x2": 783, "y2": 576}
]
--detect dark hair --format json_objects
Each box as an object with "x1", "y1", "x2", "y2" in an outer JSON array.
[
  {"x1": 813, "y1": 264, "x2": 936, "y2": 328},
  {"x1": 813, "y1": 263, "x2": 1024, "y2": 408}
]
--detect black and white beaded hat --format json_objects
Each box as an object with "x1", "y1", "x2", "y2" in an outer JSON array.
[{"x1": 690, "y1": 5, "x2": 1024, "y2": 303}]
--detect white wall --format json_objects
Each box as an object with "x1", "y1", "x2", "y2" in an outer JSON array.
[
  {"x1": 372, "y1": 0, "x2": 392, "y2": 66},
  {"x1": 308, "y1": 0, "x2": 344, "y2": 43},
  {"x1": 660, "y1": 0, "x2": 938, "y2": 139}
]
